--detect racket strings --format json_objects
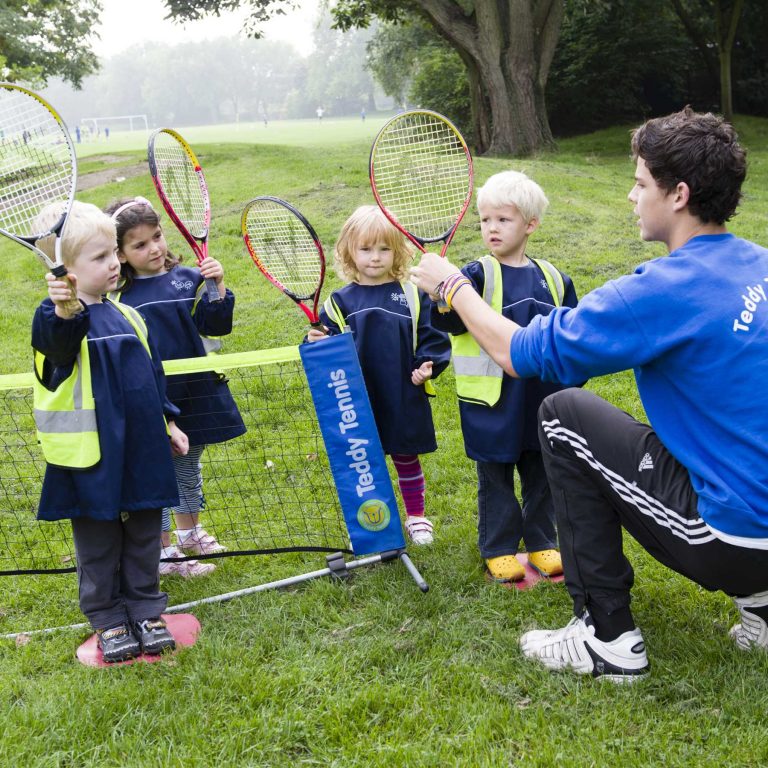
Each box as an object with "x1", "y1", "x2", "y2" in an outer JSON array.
[
  {"x1": 245, "y1": 203, "x2": 322, "y2": 299},
  {"x1": 152, "y1": 137, "x2": 208, "y2": 237},
  {"x1": 372, "y1": 114, "x2": 471, "y2": 241},
  {"x1": 0, "y1": 90, "x2": 75, "y2": 237}
]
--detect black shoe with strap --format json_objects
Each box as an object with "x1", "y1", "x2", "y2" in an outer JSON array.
[
  {"x1": 97, "y1": 624, "x2": 141, "y2": 663},
  {"x1": 134, "y1": 617, "x2": 176, "y2": 655}
]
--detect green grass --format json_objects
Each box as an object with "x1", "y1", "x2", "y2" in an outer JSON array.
[{"x1": 1, "y1": 116, "x2": 768, "y2": 767}]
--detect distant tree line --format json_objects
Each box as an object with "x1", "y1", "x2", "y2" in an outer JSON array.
[{"x1": 5, "y1": 0, "x2": 767, "y2": 155}]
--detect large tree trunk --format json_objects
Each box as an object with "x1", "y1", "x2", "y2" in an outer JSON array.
[{"x1": 418, "y1": 0, "x2": 563, "y2": 155}]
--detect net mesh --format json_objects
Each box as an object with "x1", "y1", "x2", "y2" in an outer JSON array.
[
  {"x1": 243, "y1": 199, "x2": 323, "y2": 301},
  {"x1": 151, "y1": 131, "x2": 209, "y2": 237},
  {"x1": 370, "y1": 112, "x2": 471, "y2": 242},
  {"x1": 0, "y1": 87, "x2": 75, "y2": 238},
  {"x1": 0, "y1": 350, "x2": 351, "y2": 576}
]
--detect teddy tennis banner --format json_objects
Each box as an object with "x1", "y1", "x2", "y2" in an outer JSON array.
[{"x1": 299, "y1": 333, "x2": 406, "y2": 555}]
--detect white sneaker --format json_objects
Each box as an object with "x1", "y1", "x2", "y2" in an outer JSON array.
[
  {"x1": 520, "y1": 612, "x2": 649, "y2": 683},
  {"x1": 731, "y1": 592, "x2": 768, "y2": 650},
  {"x1": 404, "y1": 515, "x2": 434, "y2": 545},
  {"x1": 159, "y1": 546, "x2": 216, "y2": 578}
]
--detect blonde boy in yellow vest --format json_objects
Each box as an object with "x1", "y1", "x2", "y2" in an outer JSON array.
[
  {"x1": 431, "y1": 171, "x2": 581, "y2": 583},
  {"x1": 32, "y1": 201, "x2": 187, "y2": 662}
]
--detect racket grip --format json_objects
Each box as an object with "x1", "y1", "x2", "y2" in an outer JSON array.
[
  {"x1": 51, "y1": 264, "x2": 84, "y2": 316},
  {"x1": 204, "y1": 276, "x2": 223, "y2": 303},
  {"x1": 437, "y1": 298, "x2": 450, "y2": 314}
]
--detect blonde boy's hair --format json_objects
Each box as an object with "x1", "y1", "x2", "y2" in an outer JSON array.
[
  {"x1": 334, "y1": 205, "x2": 413, "y2": 283},
  {"x1": 33, "y1": 201, "x2": 116, "y2": 267},
  {"x1": 476, "y1": 170, "x2": 549, "y2": 223}
]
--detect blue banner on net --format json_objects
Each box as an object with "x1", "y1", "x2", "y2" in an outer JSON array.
[{"x1": 299, "y1": 333, "x2": 405, "y2": 555}]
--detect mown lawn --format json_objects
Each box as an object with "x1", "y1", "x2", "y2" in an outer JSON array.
[{"x1": 0, "y1": 115, "x2": 767, "y2": 767}]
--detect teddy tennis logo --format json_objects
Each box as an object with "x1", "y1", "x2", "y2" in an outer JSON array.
[{"x1": 357, "y1": 498, "x2": 391, "y2": 532}]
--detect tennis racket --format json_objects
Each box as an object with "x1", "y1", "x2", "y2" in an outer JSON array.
[
  {"x1": 370, "y1": 109, "x2": 473, "y2": 310},
  {"x1": 0, "y1": 83, "x2": 81, "y2": 315},
  {"x1": 241, "y1": 196, "x2": 325, "y2": 327},
  {"x1": 147, "y1": 128, "x2": 221, "y2": 302}
]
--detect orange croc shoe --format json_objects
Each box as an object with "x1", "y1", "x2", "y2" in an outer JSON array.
[
  {"x1": 527, "y1": 549, "x2": 563, "y2": 577},
  {"x1": 485, "y1": 555, "x2": 525, "y2": 583}
]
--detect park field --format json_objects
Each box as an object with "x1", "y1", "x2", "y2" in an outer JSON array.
[{"x1": 0, "y1": 115, "x2": 767, "y2": 767}]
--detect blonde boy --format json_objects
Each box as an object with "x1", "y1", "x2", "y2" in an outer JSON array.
[
  {"x1": 32, "y1": 201, "x2": 186, "y2": 662},
  {"x1": 431, "y1": 171, "x2": 580, "y2": 583}
]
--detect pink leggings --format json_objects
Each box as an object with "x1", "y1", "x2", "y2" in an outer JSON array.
[{"x1": 390, "y1": 454, "x2": 425, "y2": 517}]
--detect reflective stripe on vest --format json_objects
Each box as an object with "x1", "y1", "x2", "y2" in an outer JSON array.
[
  {"x1": 33, "y1": 300, "x2": 153, "y2": 468},
  {"x1": 530, "y1": 258, "x2": 564, "y2": 308},
  {"x1": 323, "y1": 282, "x2": 435, "y2": 395},
  {"x1": 451, "y1": 256, "x2": 504, "y2": 406},
  {"x1": 33, "y1": 341, "x2": 99, "y2": 468},
  {"x1": 451, "y1": 256, "x2": 564, "y2": 406}
]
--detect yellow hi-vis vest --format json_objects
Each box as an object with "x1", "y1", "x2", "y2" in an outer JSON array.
[
  {"x1": 451, "y1": 256, "x2": 564, "y2": 407},
  {"x1": 323, "y1": 281, "x2": 436, "y2": 396},
  {"x1": 33, "y1": 300, "x2": 151, "y2": 469}
]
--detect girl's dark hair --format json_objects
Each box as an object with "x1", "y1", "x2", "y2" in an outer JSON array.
[
  {"x1": 103, "y1": 197, "x2": 181, "y2": 291},
  {"x1": 630, "y1": 106, "x2": 747, "y2": 225}
]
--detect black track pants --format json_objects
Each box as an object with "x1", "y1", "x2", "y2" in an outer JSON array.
[{"x1": 538, "y1": 388, "x2": 768, "y2": 617}]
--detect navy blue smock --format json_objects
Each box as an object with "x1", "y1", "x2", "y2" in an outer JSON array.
[
  {"x1": 113, "y1": 266, "x2": 245, "y2": 446},
  {"x1": 32, "y1": 299, "x2": 181, "y2": 521},
  {"x1": 318, "y1": 281, "x2": 451, "y2": 455}
]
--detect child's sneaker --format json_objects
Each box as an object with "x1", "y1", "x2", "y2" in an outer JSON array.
[
  {"x1": 176, "y1": 524, "x2": 226, "y2": 555},
  {"x1": 97, "y1": 623, "x2": 141, "y2": 663},
  {"x1": 404, "y1": 515, "x2": 434, "y2": 545},
  {"x1": 527, "y1": 549, "x2": 563, "y2": 577},
  {"x1": 133, "y1": 617, "x2": 176, "y2": 655},
  {"x1": 520, "y1": 611, "x2": 649, "y2": 683},
  {"x1": 485, "y1": 554, "x2": 525, "y2": 582},
  {"x1": 730, "y1": 592, "x2": 768, "y2": 650},
  {"x1": 159, "y1": 546, "x2": 216, "y2": 577}
]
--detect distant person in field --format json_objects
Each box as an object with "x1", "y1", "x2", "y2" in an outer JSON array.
[
  {"x1": 316, "y1": 106, "x2": 324, "y2": 121},
  {"x1": 32, "y1": 201, "x2": 186, "y2": 663},
  {"x1": 105, "y1": 127, "x2": 110, "y2": 140},
  {"x1": 431, "y1": 171, "x2": 580, "y2": 585},
  {"x1": 307, "y1": 205, "x2": 451, "y2": 545},
  {"x1": 75, "y1": 125, "x2": 81, "y2": 144},
  {"x1": 105, "y1": 197, "x2": 246, "y2": 578},
  {"x1": 410, "y1": 106, "x2": 768, "y2": 682},
  {"x1": 361, "y1": 107, "x2": 366, "y2": 122}
]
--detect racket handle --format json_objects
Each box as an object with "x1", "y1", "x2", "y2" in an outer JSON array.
[
  {"x1": 50, "y1": 264, "x2": 84, "y2": 317},
  {"x1": 437, "y1": 298, "x2": 450, "y2": 314},
  {"x1": 204, "y1": 276, "x2": 223, "y2": 303}
]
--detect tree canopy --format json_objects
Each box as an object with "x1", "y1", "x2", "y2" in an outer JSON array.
[{"x1": 0, "y1": 0, "x2": 101, "y2": 88}]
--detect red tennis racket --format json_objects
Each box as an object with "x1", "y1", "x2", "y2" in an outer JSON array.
[
  {"x1": 241, "y1": 196, "x2": 325, "y2": 327},
  {"x1": 148, "y1": 128, "x2": 221, "y2": 302},
  {"x1": 0, "y1": 83, "x2": 82, "y2": 316},
  {"x1": 370, "y1": 109, "x2": 473, "y2": 253}
]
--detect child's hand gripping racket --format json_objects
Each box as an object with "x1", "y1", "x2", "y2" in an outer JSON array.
[
  {"x1": 241, "y1": 196, "x2": 326, "y2": 328},
  {"x1": 148, "y1": 128, "x2": 222, "y2": 302},
  {"x1": 0, "y1": 83, "x2": 82, "y2": 316},
  {"x1": 369, "y1": 109, "x2": 474, "y2": 312}
]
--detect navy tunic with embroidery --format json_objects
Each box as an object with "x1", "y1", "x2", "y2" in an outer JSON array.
[
  {"x1": 32, "y1": 300, "x2": 181, "y2": 521},
  {"x1": 318, "y1": 281, "x2": 451, "y2": 455},
  {"x1": 431, "y1": 259, "x2": 580, "y2": 463},
  {"x1": 112, "y1": 266, "x2": 245, "y2": 447}
]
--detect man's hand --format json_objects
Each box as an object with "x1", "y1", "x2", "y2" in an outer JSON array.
[{"x1": 409, "y1": 252, "x2": 462, "y2": 300}]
